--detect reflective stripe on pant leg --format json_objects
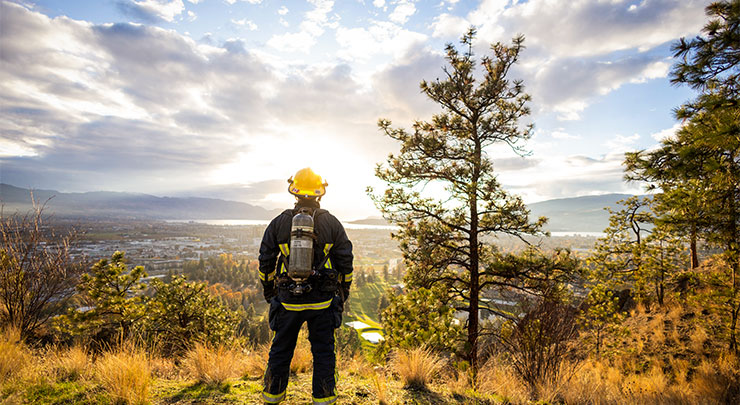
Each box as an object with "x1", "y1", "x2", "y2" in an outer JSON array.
[
  {"x1": 312, "y1": 394, "x2": 338, "y2": 405},
  {"x1": 262, "y1": 390, "x2": 286, "y2": 403}
]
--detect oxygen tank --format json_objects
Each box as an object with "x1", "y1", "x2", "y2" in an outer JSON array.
[{"x1": 288, "y1": 209, "x2": 314, "y2": 281}]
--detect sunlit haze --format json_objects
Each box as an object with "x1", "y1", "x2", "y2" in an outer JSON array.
[{"x1": 0, "y1": 0, "x2": 709, "y2": 220}]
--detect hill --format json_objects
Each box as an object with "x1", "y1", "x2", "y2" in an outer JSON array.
[
  {"x1": 528, "y1": 193, "x2": 637, "y2": 232},
  {"x1": 1, "y1": 183, "x2": 638, "y2": 231},
  {"x1": 0, "y1": 184, "x2": 282, "y2": 220}
]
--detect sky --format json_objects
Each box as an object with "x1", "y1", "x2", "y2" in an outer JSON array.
[{"x1": 0, "y1": 0, "x2": 711, "y2": 220}]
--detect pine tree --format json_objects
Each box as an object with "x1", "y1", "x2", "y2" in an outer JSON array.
[
  {"x1": 625, "y1": 0, "x2": 740, "y2": 351},
  {"x1": 370, "y1": 28, "x2": 546, "y2": 374}
]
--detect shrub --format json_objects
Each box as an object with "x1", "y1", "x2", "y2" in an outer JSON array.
[
  {"x1": 144, "y1": 276, "x2": 240, "y2": 356},
  {"x1": 498, "y1": 296, "x2": 580, "y2": 397},
  {"x1": 96, "y1": 345, "x2": 151, "y2": 404},
  {"x1": 56, "y1": 252, "x2": 147, "y2": 348},
  {"x1": 0, "y1": 207, "x2": 84, "y2": 340},
  {"x1": 391, "y1": 346, "x2": 442, "y2": 390},
  {"x1": 381, "y1": 286, "x2": 463, "y2": 353}
]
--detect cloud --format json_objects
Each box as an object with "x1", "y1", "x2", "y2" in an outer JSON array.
[
  {"x1": 389, "y1": 0, "x2": 416, "y2": 24},
  {"x1": 371, "y1": 46, "x2": 444, "y2": 121},
  {"x1": 278, "y1": 6, "x2": 289, "y2": 15},
  {"x1": 497, "y1": 152, "x2": 638, "y2": 202},
  {"x1": 373, "y1": 0, "x2": 386, "y2": 7},
  {"x1": 430, "y1": 13, "x2": 468, "y2": 38},
  {"x1": 530, "y1": 54, "x2": 672, "y2": 120},
  {"x1": 225, "y1": 0, "x2": 263, "y2": 4},
  {"x1": 469, "y1": 0, "x2": 709, "y2": 59},
  {"x1": 0, "y1": 3, "x2": 396, "y2": 209},
  {"x1": 433, "y1": 0, "x2": 709, "y2": 119},
  {"x1": 335, "y1": 20, "x2": 427, "y2": 62},
  {"x1": 231, "y1": 18, "x2": 257, "y2": 30},
  {"x1": 170, "y1": 179, "x2": 287, "y2": 203},
  {"x1": 267, "y1": 0, "x2": 335, "y2": 53},
  {"x1": 118, "y1": 0, "x2": 185, "y2": 23},
  {"x1": 650, "y1": 122, "x2": 682, "y2": 142},
  {"x1": 606, "y1": 133, "x2": 641, "y2": 152}
]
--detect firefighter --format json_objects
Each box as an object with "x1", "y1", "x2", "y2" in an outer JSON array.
[{"x1": 259, "y1": 167, "x2": 353, "y2": 405}]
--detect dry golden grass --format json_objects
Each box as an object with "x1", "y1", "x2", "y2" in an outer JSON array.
[
  {"x1": 96, "y1": 345, "x2": 151, "y2": 405},
  {"x1": 622, "y1": 364, "x2": 669, "y2": 402},
  {"x1": 290, "y1": 331, "x2": 313, "y2": 374},
  {"x1": 669, "y1": 356, "x2": 690, "y2": 385},
  {"x1": 447, "y1": 368, "x2": 472, "y2": 397},
  {"x1": 689, "y1": 326, "x2": 708, "y2": 354},
  {"x1": 371, "y1": 370, "x2": 389, "y2": 405},
  {"x1": 49, "y1": 345, "x2": 90, "y2": 381},
  {"x1": 477, "y1": 358, "x2": 529, "y2": 403},
  {"x1": 692, "y1": 354, "x2": 740, "y2": 404},
  {"x1": 666, "y1": 303, "x2": 683, "y2": 324},
  {"x1": 391, "y1": 346, "x2": 443, "y2": 390},
  {"x1": 148, "y1": 356, "x2": 178, "y2": 379},
  {"x1": 560, "y1": 359, "x2": 622, "y2": 405},
  {"x1": 339, "y1": 351, "x2": 373, "y2": 377},
  {"x1": 243, "y1": 343, "x2": 270, "y2": 379},
  {"x1": 182, "y1": 342, "x2": 245, "y2": 386},
  {"x1": 0, "y1": 328, "x2": 33, "y2": 384},
  {"x1": 649, "y1": 313, "x2": 667, "y2": 345}
]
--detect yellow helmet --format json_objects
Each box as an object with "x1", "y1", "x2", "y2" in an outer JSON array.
[{"x1": 287, "y1": 167, "x2": 328, "y2": 198}]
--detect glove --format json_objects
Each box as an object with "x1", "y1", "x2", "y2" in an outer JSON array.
[
  {"x1": 341, "y1": 286, "x2": 350, "y2": 302},
  {"x1": 263, "y1": 286, "x2": 276, "y2": 303}
]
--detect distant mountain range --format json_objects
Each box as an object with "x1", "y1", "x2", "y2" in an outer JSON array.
[
  {"x1": 348, "y1": 194, "x2": 635, "y2": 232},
  {"x1": 0, "y1": 184, "x2": 282, "y2": 220},
  {"x1": 528, "y1": 193, "x2": 635, "y2": 232},
  {"x1": 0, "y1": 183, "x2": 635, "y2": 231}
]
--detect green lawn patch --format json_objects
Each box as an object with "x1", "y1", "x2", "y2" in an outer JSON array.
[{"x1": 23, "y1": 381, "x2": 109, "y2": 405}]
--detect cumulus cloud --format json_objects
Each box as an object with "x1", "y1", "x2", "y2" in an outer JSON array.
[
  {"x1": 267, "y1": 0, "x2": 336, "y2": 53},
  {"x1": 335, "y1": 20, "x2": 427, "y2": 62},
  {"x1": 469, "y1": 0, "x2": 709, "y2": 59},
  {"x1": 531, "y1": 54, "x2": 673, "y2": 120},
  {"x1": 225, "y1": 0, "x2": 263, "y2": 4},
  {"x1": 433, "y1": 0, "x2": 709, "y2": 119},
  {"x1": 430, "y1": 13, "x2": 468, "y2": 38},
  {"x1": 231, "y1": 18, "x2": 257, "y2": 30},
  {"x1": 650, "y1": 122, "x2": 682, "y2": 142},
  {"x1": 119, "y1": 0, "x2": 185, "y2": 23},
  {"x1": 497, "y1": 152, "x2": 637, "y2": 202},
  {"x1": 278, "y1": 6, "x2": 289, "y2": 15},
  {"x1": 606, "y1": 133, "x2": 641, "y2": 152},
  {"x1": 389, "y1": 0, "x2": 416, "y2": 24},
  {"x1": 371, "y1": 47, "x2": 444, "y2": 121},
  {"x1": 0, "y1": 2, "x2": 394, "y2": 212}
]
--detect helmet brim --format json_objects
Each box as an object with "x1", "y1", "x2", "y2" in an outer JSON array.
[{"x1": 288, "y1": 185, "x2": 325, "y2": 197}]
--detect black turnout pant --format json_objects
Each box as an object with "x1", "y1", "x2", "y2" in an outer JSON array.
[{"x1": 262, "y1": 296, "x2": 341, "y2": 404}]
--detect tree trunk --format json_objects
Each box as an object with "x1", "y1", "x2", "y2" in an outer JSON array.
[
  {"x1": 690, "y1": 224, "x2": 699, "y2": 269},
  {"x1": 728, "y1": 192, "x2": 738, "y2": 354},
  {"x1": 468, "y1": 135, "x2": 481, "y2": 379}
]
